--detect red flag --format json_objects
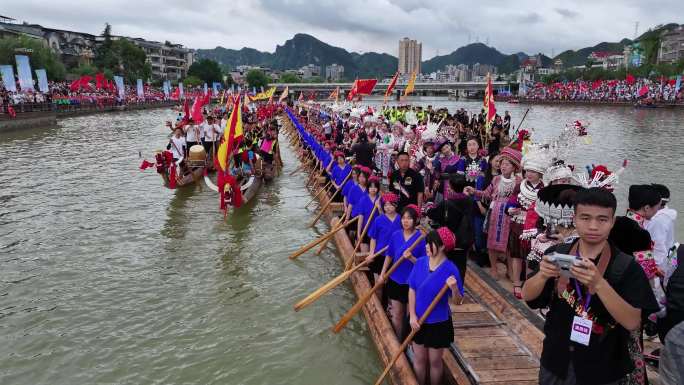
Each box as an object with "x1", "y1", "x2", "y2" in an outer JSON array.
[
  {"x1": 139, "y1": 160, "x2": 155, "y2": 170},
  {"x1": 638, "y1": 85, "x2": 649, "y2": 97},
  {"x1": 95, "y1": 73, "x2": 105, "y2": 89},
  {"x1": 384, "y1": 72, "x2": 399, "y2": 99},
  {"x1": 70, "y1": 79, "x2": 81, "y2": 91},
  {"x1": 355, "y1": 79, "x2": 377, "y2": 95},
  {"x1": 79, "y1": 75, "x2": 93, "y2": 88},
  {"x1": 202, "y1": 92, "x2": 211, "y2": 106},
  {"x1": 191, "y1": 97, "x2": 204, "y2": 123},
  {"x1": 298, "y1": 92, "x2": 304, "y2": 101},
  {"x1": 347, "y1": 79, "x2": 359, "y2": 101},
  {"x1": 626, "y1": 74, "x2": 635, "y2": 85},
  {"x1": 171, "y1": 87, "x2": 180, "y2": 100},
  {"x1": 183, "y1": 99, "x2": 190, "y2": 121}
]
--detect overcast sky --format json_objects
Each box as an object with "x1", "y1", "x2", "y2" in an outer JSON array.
[{"x1": 5, "y1": 0, "x2": 683, "y2": 58}]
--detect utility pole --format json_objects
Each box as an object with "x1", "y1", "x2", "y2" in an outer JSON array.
[{"x1": 634, "y1": 21, "x2": 639, "y2": 39}]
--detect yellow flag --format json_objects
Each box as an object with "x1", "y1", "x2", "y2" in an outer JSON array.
[
  {"x1": 279, "y1": 86, "x2": 289, "y2": 102},
  {"x1": 217, "y1": 96, "x2": 243, "y2": 172},
  {"x1": 403, "y1": 70, "x2": 417, "y2": 97}
]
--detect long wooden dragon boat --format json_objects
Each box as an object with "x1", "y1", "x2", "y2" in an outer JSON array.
[{"x1": 283, "y1": 112, "x2": 544, "y2": 385}]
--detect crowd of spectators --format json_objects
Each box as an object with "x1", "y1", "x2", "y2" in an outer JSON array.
[
  {"x1": 522, "y1": 77, "x2": 684, "y2": 104},
  {"x1": 0, "y1": 80, "x2": 208, "y2": 116}
]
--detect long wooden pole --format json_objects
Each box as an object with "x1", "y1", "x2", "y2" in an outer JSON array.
[
  {"x1": 288, "y1": 216, "x2": 359, "y2": 260},
  {"x1": 315, "y1": 214, "x2": 350, "y2": 255},
  {"x1": 344, "y1": 202, "x2": 379, "y2": 270},
  {"x1": 294, "y1": 245, "x2": 389, "y2": 312},
  {"x1": 332, "y1": 230, "x2": 426, "y2": 333},
  {"x1": 306, "y1": 160, "x2": 322, "y2": 188},
  {"x1": 306, "y1": 179, "x2": 332, "y2": 208},
  {"x1": 309, "y1": 172, "x2": 351, "y2": 227},
  {"x1": 373, "y1": 284, "x2": 451, "y2": 385},
  {"x1": 513, "y1": 108, "x2": 530, "y2": 137}
]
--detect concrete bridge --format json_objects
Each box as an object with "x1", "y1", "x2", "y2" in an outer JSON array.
[
  {"x1": 269, "y1": 81, "x2": 509, "y2": 94},
  {"x1": 268, "y1": 81, "x2": 511, "y2": 98}
]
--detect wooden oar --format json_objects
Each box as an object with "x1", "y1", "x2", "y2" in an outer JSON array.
[
  {"x1": 373, "y1": 284, "x2": 451, "y2": 385},
  {"x1": 315, "y1": 214, "x2": 350, "y2": 255},
  {"x1": 289, "y1": 164, "x2": 304, "y2": 176},
  {"x1": 309, "y1": 172, "x2": 351, "y2": 227},
  {"x1": 305, "y1": 179, "x2": 332, "y2": 208},
  {"x1": 289, "y1": 216, "x2": 359, "y2": 260},
  {"x1": 305, "y1": 160, "x2": 321, "y2": 188},
  {"x1": 344, "y1": 202, "x2": 379, "y2": 270},
  {"x1": 294, "y1": 245, "x2": 389, "y2": 312},
  {"x1": 332, "y1": 230, "x2": 426, "y2": 333}
]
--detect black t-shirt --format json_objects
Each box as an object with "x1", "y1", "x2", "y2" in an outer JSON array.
[
  {"x1": 389, "y1": 168, "x2": 424, "y2": 210},
  {"x1": 526, "y1": 240, "x2": 658, "y2": 385},
  {"x1": 351, "y1": 142, "x2": 376, "y2": 169}
]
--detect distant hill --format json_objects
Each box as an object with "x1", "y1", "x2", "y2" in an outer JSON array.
[
  {"x1": 196, "y1": 23, "x2": 681, "y2": 79},
  {"x1": 195, "y1": 47, "x2": 273, "y2": 69},
  {"x1": 196, "y1": 34, "x2": 397, "y2": 80},
  {"x1": 422, "y1": 43, "x2": 526, "y2": 74},
  {"x1": 553, "y1": 39, "x2": 632, "y2": 67}
]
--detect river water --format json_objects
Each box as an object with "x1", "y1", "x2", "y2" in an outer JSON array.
[{"x1": 1, "y1": 100, "x2": 682, "y2": 385}]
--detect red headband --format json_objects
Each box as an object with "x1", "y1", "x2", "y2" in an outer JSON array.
[
  {"x1": 382, "y1": 192, "x2": 399, "y2": 204},
  {"x1": 334, "y1": 150, "x2": 345, "y2": 158},
  {"x1": 406, "y1": 204, "x2": 421, "y2": 219},
  {"x1": 436, "y1": 227, "x2": 456, "y2": 252},
  {"x1": 368, "y1": 175, "x2": 380, "y2": 184}
]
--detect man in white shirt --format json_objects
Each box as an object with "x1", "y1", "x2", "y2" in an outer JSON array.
[
  {"x1": 184, "y1": 120, "x2": 202, "y2": 150},
  {"x1": 203, "y1": 116, "x2": 221, "y2": 156},
  {"x1": 168, "y1": 128, "x2": 186, "y2": 164},
  {"x1": 647, "y1": 184, "x2": 678, "y2": 271}
]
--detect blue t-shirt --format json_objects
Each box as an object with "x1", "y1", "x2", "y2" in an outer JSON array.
[
  {"x1": 332, "y1": 164, "x2": 351, "y2": 186},
  {"x1": 351, "y1": 194, "x2": 380, "y2": 230},
  {"x1": 408, "y1": 256, "x2": 463, "y2": 324},
  {"x1": 386, "y1": 230, "x2": 426, "y2": 285},
  {"x1": 368, "y1": 214, "x2": 401, "y2": 257},
  {"x1": 347, "y1": 184, "x2": 366, "y2": 209}
]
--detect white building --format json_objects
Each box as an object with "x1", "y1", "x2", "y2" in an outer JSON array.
[
  {"x1": 325, "y1": 64, "x2": 344, "y2": 81},
  {"x1": 299, "y1": 64, "x2": 321, "y2": 79}
]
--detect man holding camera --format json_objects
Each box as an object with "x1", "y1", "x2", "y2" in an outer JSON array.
[{"x1": 522, "y1": 188, "x2": 658, "y2": 385}]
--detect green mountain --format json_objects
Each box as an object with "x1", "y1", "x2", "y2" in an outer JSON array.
[
  {"x1": 196, "y1": 34, "x2": 397, "y2": 80},
  {"x1": 422, "y1": 43, "x2": 523, "y2": 74},
  {"x1": 554, "y1": 39, "x2": 632, "y2": 67},
  {"x1": 196, "y1": 23, "x2": 679, "y2": 79},
  {"x1": 195, "y1": 47, "x2": 273, "y2": 69}
]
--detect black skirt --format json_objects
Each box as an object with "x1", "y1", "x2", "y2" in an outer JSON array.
[
  {"x1": 368, "y1": 253, "x2": 387, "y2": 275},
  {"x1": 386, "y1": 279, "x2": 409, "y2": 304},
  {"x1": 414, "y1": 317, "x2": 454, "y2": 349}
]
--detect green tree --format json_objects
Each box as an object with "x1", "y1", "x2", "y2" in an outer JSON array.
[
  {"x1": 112, "y1": 39, "x2": 151, "y2": 82},
  {"x1": 246, "y1": 69, "x2": 271, "y2": 89},
  {"x1": 93, "y1": 24, "x2": 150, "y2": 82},
  {"x1": 72, "y1": 63, "x2": 98, "y2": 77},
  {"x1": 0, "y1": 36, "x2": 66, "y2": 80},
  {"x1": 187, "y1": 58, "x2": 223, "y2": 83},
  {"x1": 94, "y1": 23, "x2": 117, "y2": 70},
  {"x1": 279, "y1": 72, "x2": 301, "y2": 83},
  {"x1": 224, "y1": 73, "x2": 234, "y2": 87},
  {"x1": 183, "y1": 75, "x2": 203, "y2": 87}
]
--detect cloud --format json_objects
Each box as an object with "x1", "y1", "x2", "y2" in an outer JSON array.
[
  {"x1": 514, "y1": 12, "x2": 543, "y2": 23},
  {"x1": 4, "y1": 0, "x2": 684, "y2": 60},
  {"x1": 554, "y1": 8, "x2": 579, "y2": 18}
]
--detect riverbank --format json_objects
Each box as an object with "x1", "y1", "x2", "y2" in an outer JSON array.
[
  {"x1": 0, "y1": 101, "x2": 180, "y2": 133},
  {"x1": 517, "y1": 98, "x2": 684, "y2": 108}
]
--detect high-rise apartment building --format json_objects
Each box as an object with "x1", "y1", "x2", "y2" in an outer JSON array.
[{"x1": 398, "y1": 37, "x2": 422, "y2": 75}]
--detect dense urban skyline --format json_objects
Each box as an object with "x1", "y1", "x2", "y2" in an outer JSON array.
[{"x1": 4, "y1": 0, "x2": 684, "y2": 59}]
